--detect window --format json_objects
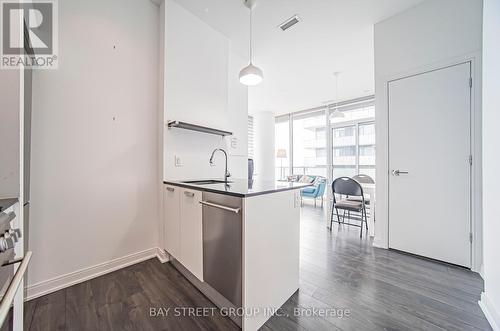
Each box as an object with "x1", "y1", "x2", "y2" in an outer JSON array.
[
  {"x1": 248, "y1": 116, "x2": 254, "y2": 159},
  {"x1": 292, "y1": 111, "x2": 327, "y2": 177},
  {"x1": 275, "y1": 117, "x2": 290, "y2": 179},
  {"x1": 330, "y1": 102, "x2": 375, "y2": 180},
  {"x1": 331, "y1": 105, "x2": 375, "y2": 124},
  {"x1": 333, "y1": 146, "x2": 356, "y2": 157},
  {"x1": 332, "y1": 125, "x2": 357, "y2": 178},
  {"x1": 316, "y1": 148, "x2": 326, "y2": 158},
  {"x1": 358, "y1": 122, "x2": 376, "y2": 179},
  {"x1": 333, "y1": 126, "x2": 355, "y2": 138},
  {"x1": 273, "y1": 96, "x2": 375, "y2": 183}
]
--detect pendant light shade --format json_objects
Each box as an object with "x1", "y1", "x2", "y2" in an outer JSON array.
[
  {"x1": 329, "y1": 72, "x2": 345, "y2": 119},
  {"x1": 329, "y1": 108, "x2": 345, "y2": 119},
  {"x1": 239, "y1": 62, "x2": 263, "y2": 86},
  {"x1": 240, "y1": 0, "x2": 263, "y2": 86}
]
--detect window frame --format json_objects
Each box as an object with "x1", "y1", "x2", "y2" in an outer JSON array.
[
  {"x1": 248, "y1": 116, "x2": 254, "y2": 159},
  {"x1": 331, "y1": 119, "x2": 375, "y2": 177},
  {"x1": 274, "y1": 96, "x2": 375, "y2": 180}
]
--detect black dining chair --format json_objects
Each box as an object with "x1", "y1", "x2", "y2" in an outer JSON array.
[
  {"x1": 352, "y1": 174, "x2": 375, "y2": 185},
  {"x1": 330, "y1": 177, "x2": 368, "y2": 238}
]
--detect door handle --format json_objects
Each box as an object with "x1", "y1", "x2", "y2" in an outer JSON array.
[
  {"x1": 184, "y1": 191, "x2": 195, "y2": 197},
  {"x1": 166, "y1": 187, "x2": 175, "y2": 192},
  {"x1": 199, "y1": 201, "x2": 240, "y2": 214},
  {"x1": 392, "y1": 170, "x2": 409, "y2": 176}
]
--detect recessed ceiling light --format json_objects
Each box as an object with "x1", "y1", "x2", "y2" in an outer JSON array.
[{"x1": 278, "y1": 15, "x2": 300, "y2": 31}]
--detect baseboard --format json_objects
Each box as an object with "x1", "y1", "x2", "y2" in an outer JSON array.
[
  {"x1": 26, "y1": 247, "x2": 159, "y2": 301},
  {"x1": 372, "y1": 237, "x2": 388, "y2": 249},
  {"x1": 479, "y1": 292, "x2": 500, "y2": 331},
  {"x1": 155, "y1": 247, "x2": 170, "y2": 263},
  {"x1": 479, "y1": 263, "x2": 485, "y2": 280}
]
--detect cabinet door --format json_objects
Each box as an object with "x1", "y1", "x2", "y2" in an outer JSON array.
[
  {"x1": 179, "y1": 188, "x2": 203, "y2": 281},
  {"x1": 163, "y1": 185, "x2": 180, "y2": 258}
]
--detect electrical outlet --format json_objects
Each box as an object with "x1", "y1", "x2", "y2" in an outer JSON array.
[
  {"x1": 231, "y1": 137, "x2": 238, "y2": 149},
  {"x1": 174, "y1": 155, "x2": 182, "y2": 167}
]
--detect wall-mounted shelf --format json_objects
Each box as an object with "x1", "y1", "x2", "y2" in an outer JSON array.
[{"x1": 167, "y1": 121, "x2": 232, "y2": 137}]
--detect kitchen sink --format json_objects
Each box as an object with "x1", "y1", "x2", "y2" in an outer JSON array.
[{"x1": 182, "y1": 180, "x2": 231, "y2": 185}]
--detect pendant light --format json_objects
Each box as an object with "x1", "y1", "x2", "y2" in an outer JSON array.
[
  {"x1": 329, "y1": 72, "x2": 345, "y2": 119},
  {"x1": 240, "y1": 0, "x2": 264, "y2": 86}
]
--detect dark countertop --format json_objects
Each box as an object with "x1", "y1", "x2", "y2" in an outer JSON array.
[
  {"x1": 0, "y1": 198, "x2": 18, "y2": 212},
  {"x1": 163, "y1": 178, "x2": 312, "y2": 198}
]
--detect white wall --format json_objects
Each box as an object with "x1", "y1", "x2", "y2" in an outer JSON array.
[
  {"x1": 253, "y1": 111, "x2": 275, "y2": 181},
  {"x1": 28, "y1": 0, "x2": 161, "y2": 293},
  {"x1": 163, "y1": 0, "x2": 248, "y2": 181},
  {"x1": 373, "y1": 0, "x2": 483, "y2": 267},
  {"x1": 0, "y1": 70, "x2": 20, "y2": 198},
  {"x1": 480, "y1": 0, "x2": 500, "y2": 329}
]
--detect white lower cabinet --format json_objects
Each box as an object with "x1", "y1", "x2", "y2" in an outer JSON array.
[
  {"x1": 163, "y1": 185, "x2": 180, "y2": 258},
  {"x1": 163, "y1": 185, "x2": 203, "y2": 282},
  {"x1": 179, "y1": 188, "x2": 203, "y2": 281}
]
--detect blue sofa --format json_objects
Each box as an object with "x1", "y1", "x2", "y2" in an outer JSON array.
[{"x1": 300, "y1": 176, "x2": 327, "y2": 207}]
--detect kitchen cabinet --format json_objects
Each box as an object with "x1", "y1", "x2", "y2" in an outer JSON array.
[
  {"x1": 163, "y1": 180, "x2": 305, "y2": 331},
  {"x1": 163, "y1": 185, "x2": 180, "y2": 258},
  {"x1": 179, "y1": 188, "x2": 203, "y2": 281},
  {"x1": 163, "y1": 185, "x2": 203, "y2": 282}
]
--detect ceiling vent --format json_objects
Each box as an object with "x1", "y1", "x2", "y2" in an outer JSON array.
[{"x1": 278, "y1": 15, "x2": 300, "y2": 31}]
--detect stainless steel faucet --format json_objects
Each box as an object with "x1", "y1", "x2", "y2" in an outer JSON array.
[{"x1": 209, "y1": 148, "x2": 231, "y2": 182}]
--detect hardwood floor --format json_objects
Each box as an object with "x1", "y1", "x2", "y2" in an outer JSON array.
[
  {"x1": 20, "y1": 205, "x2": 490, "y2": 331},
  {"x1": 263, "y1": 205, "x2": 490, "y2": 331}
]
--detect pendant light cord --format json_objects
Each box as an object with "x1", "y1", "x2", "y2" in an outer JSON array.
[
  {"x1": 334, "y1": 73, "x2": 339, "y2": 111},
  {"x1": 249, "y1": 4, "x2": 253, "y2": 62}
]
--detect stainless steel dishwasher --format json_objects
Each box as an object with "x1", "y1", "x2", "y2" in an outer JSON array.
[{"x1": 200, "y1": 191, "x2": 242, "y2": 307}]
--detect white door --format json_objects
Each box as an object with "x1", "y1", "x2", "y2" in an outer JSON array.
[{"x1": 388, "y1": 62, "x2": 471, "y2": 267}]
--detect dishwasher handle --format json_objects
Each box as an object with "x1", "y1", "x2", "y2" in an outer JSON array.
[{"x1": 199, "y1": 201, "x2": 240, "y2": 214}]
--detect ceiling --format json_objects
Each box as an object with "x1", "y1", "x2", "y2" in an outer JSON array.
[{"x1": 174, "y1": 0, "x2": 426, "y2": 115}]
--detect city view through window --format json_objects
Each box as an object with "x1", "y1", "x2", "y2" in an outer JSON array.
[{"x1": 275, "y1": 102, "x2": 375, "y2": 183}]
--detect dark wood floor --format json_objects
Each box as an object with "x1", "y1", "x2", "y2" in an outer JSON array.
[
  {"x1": 19, "y1": 205, "x2": 490, "y2": 331},
  {"x1": 263, "y1": 205, "x2": 491, "y2": 331}
]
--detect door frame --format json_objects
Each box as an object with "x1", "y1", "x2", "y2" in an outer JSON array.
[
  {"x1": 375, "y1": 53, "x2": 482, "y2": 273},
  {"x1": 388, "y1": 61, "x2": 472, "y2": 267}
]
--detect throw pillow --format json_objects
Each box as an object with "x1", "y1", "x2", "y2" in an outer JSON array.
[
  {"x1": 312, "y1": 177, "x2": 325, "y2": 186},
  {"x1": 299, "y1": 175, "x2": 314, "y2": 183}
]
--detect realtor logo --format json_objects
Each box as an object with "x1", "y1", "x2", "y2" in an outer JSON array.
[{"x1": 1, "y1": 0, "x2": 58, "y2": 69}]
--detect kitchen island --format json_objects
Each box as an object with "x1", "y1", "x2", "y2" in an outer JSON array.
[{"x1": 162, "y1": 179, "x2": 310, "y2": 331}]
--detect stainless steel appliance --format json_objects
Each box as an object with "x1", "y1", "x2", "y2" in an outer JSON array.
[
  {"x1": 0, "y1": 208, "x2": 17, "y2": 299},
  {"x1": 0, "y1": 203, "x2": 30, "y2": 328},
  {"x1": 248, "y1": 158, "x2": 254, "y2": 181},
  {"x1": 201, "y1": 192, "x2": 242, "y2": 307}
]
